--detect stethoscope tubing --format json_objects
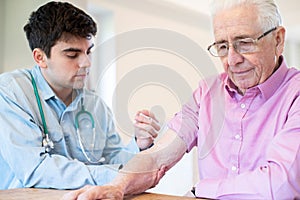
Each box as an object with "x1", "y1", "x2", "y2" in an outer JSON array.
[
  {"x1": 29, "y1": 72, "x2": 49, "y2": 136},
  {"x1": 29, "y1": 71, "x2": 54, "y2": 153}
]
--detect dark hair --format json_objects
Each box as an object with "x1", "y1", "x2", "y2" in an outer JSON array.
[{"x1": 23, "y1": 1, "x2": 97, "y2": 57}]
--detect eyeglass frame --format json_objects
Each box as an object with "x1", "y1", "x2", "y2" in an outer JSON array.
[{"x1": 207, "y1": 27, "x2": 277, "y2": 57}]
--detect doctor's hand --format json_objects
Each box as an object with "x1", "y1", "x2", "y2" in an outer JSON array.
[
  {"x1": 61, "y1": 185, "x2": 124, "y2": 200},
  {"x1": 61, "y1": 166, "x2": 167, "y2": 200},
  {"x1": 134, "y1": 110, "x2": 161, "y2": 150}
]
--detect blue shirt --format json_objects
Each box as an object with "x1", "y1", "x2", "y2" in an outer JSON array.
[{"x1": 0, "y1": 66, "x2": 139, "y2": 189}]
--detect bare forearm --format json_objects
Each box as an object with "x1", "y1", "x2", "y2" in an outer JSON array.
[
  {"x1": 113, "y1": 168, "x2": 160, "y2": 195},
  {"x1": 112, "y1": 129, "x2": 186, "y2": 195}
]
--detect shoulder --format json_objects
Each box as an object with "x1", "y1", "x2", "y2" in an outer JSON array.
[
  {"x1": 0, "y1": 68, "x2": 30, "y2": 84},
  {"x1": 0, "y1": 69, "x2": 35, "y2": 113},
  {"x1": 0, "y1": 69, "x2": 31, "y2": 94},
  {"x1": 196, "y1": 73, "x2": 226, "y2": 94},
  {"x1": 284, "y1": 67, "x2": 300, "y2": 90}
]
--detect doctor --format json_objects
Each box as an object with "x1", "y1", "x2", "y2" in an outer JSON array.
[{"x1": 0, "y1": 1, "x2": 159, "y2": 189}]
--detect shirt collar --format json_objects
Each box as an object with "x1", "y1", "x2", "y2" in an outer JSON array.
[
  {"x1": 32, "y1": 65, "x2": 55, "y2": 101},
  {"x1": 257, "y1": 56, "x2": 288, "y2": 100},
  {"x1": 225, "y1": 56, "x2": 288, "y2": 100}
]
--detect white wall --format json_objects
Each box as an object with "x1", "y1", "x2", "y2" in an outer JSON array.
[
  {"x1": 0, "y1": 0, "x2": 4, "y2": 72},
  {"x1": 1, "y1": 0, "x2": 49, "y2": 72}
]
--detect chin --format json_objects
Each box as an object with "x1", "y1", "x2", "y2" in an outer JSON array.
[{"x1": 72, "y1": 82, "x2": 85, "y2": 89}]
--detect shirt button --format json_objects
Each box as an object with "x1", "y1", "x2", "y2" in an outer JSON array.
[
  {"x1": 240, "y1": 103, "x2": 246, "y2": 109},
  {"x1": 231, "y1": 166, "x2": 237, "y2": 171},
  {"x1": 235, "y1": 134, "x2": 241, "y2": 140}
]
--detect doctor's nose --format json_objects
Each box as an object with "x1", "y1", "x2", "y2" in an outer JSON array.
[{"x1": 79, "y1": 54, "x2": 92, "y2": 68}]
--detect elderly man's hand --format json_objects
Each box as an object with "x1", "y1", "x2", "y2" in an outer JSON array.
[
  {"x1": 61, "y1": 185, "x2": 123, "y2": 200},
  {"x1": 134, "y1": 110, "x2": 161, "y2": 150}
]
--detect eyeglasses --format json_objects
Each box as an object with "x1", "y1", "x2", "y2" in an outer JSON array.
[{"x1": 207, "y1": 27, "x2": 277, "y2": 57}]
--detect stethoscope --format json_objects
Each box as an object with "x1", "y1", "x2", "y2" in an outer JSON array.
[
  {"x1": 29, "y1": 72, "x2": 54, "y2": 153},
  {"x1": 29, "y1": 71, "x2": 103, "y2": 163}
]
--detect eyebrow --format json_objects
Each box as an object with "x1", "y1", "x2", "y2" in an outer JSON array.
[
  {"x1": 214, "y1": 33, "x2": 255, "y2": 44},
  {"x1": 62, "y1": 43, "x2": 95, "y2": 53},
  {"x1": 214, "y1": 39, "x2": 227, "y2": 44},
  {"x1": 234, "y1": 34, "x2": 253, "y2": 40}
]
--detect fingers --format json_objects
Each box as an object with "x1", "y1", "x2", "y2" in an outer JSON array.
[
  {"x1": 134, "y1": 111, "x2": 161, "y2": 139},
  {"x1": 61, "y1": 185, "x2": 92, "y2": 200},
  {"x1": 136, "y1": 110, "x2": 159, "y2": 122},
  {"x1": 62, "y1": 185, "x2": 124, "y2": 200},
  {"x1": 149, "y1": 166, "x2": 167, "y2": 189},
  {"x1": 135, "y1": 112, "x2": 161, "y2": 132},
  {"x1": 77, "y1": 185, "x2": 123, "y2": 200},
  {"x1": 61, "y1": 191, "x2": 78, "y2": 200},
  {"x1": 134, "y1": 110, "x2": 162, "y2": 150},
  {"x1": 134, "y1": 123, "x2": 158, "y2": 139},
  {"x1": 156, "y1": 165, "x2": 167, "y2": 181}
]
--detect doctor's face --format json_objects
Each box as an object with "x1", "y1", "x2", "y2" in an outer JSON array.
[
  {"x1": 41, "y1": 34, "x2": 94, "y2": 94},
  {"x1": 213, "y1": 4, "x2": 282, "y2": 95}
]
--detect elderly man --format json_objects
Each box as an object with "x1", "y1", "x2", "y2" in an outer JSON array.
[{"x1": 64, "y1": 0, "x2": 300, "y2": 199}]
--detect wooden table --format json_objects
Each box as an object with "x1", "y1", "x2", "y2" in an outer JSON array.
[{"x1": 0, "y1": 188, "x2": 197, "y2": 200}]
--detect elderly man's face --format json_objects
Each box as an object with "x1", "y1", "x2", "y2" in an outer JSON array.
[{"x1": 213, "y1": 4, "x2": 284, "y2": 95}]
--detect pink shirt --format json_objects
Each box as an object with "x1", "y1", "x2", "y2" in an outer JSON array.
[{"x1": 168, "y1": 57, "x2": 300, "y2": 199}]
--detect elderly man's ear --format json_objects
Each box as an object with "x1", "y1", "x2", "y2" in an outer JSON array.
[{"x1": 275, "y1": 26, "x2": 286, "y2": 56}]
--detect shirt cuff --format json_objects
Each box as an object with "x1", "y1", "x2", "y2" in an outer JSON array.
[{"x1": 195, "y1": 179, "x2": 220, "y2": 198}]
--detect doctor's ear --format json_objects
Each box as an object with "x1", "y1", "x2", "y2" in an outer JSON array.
[
  {"x1": 275, "y1": 26, "x2": 286, "y2": 56},
  {"x1": 33, "y1": 48, "x2": 47, "y2": 68}
]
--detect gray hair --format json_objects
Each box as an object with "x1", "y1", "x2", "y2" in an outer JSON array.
[{"x1": 209, "y1": 0, "x2": 282, "y2": 31}]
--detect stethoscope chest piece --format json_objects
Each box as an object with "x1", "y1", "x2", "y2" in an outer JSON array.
[
  {"x1": 75, "y1": 99, "x2": 95, "y2": 131},
  {"x1": 75, "y1": 98, "x2": 104, "y2": 164},
  {"x1": 42, "y1": 134, "x2": 54, "y2": 153}
]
